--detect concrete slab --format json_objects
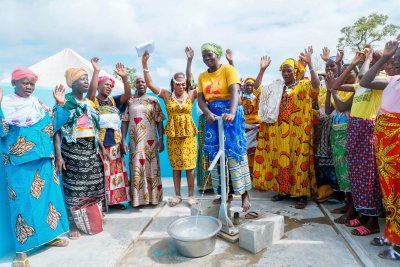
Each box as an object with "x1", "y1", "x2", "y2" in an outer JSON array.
[
  {"x1": 0, "y1": 203, "x2": 165, "y2": 267},
  {"x1": 321, "y1": 202, "x2": 398, "y2": 267},
  {"x1": 118, "y1": 198, "x2": 360, "y2": 267}
]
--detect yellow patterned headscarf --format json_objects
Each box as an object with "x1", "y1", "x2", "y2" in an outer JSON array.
[
  {"x1": 201, "y1": 43, "x2": 223, "y2": 59},
  {"x1": 279, "y1": 58, "x2": 305, "y2": 80},
  {"x1": 244, "y1": 77, "x2": 255, "y2": 84},
  {"x1": 65, "y1": 68, "x2": 88, "y2": 88}
]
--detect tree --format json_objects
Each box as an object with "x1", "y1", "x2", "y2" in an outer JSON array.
[
  {"x1": 114, "y1": 66, "x2": 137, "y2": 89},
  {"x1": 338, "y1": 13, "x2": 399, "y2": 52}
]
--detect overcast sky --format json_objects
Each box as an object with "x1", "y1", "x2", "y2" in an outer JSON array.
[{"x1": 0, "y1": 0, "x2": 399, "y2": 86}]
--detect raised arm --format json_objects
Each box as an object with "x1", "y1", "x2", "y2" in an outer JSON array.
[
  {"x1": 115, "y1": 62, "x2": 132, "y2": 103},
  {"x1": 254, "y1": 56, "x2": 271, "y2": 90},
  {"x1": 320, "y1": 47, "x2": 330, "y2": 62},
  {"x1": 87, "y1": 57, "x2": 100, "y2": 101},
  {"x1": 335, "y1": 49, "x2": 344, "y2": 75},
  {"x1": 185, "y1": 46, "x2": 194, "y2": 86},
  {"x1": 324, "y1": 71, "x2": 335, "y2": 115},
  {"x1": 226, "y1": 49, "x2": 234, "y2": 66},
  {"x1": 332, "y1": 52, "x2": 363, "y2": 92},
  {"x1": 360, "y1": 40, "x2": 398, "y2": 90},
  {"x1": 300, "y1": 46, "x2": 320, "y2": 89},
  {"x1": 141, "y1": 51, "x2": 169, "y2": 103}
]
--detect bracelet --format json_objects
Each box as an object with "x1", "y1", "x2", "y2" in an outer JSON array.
[
  {"x1": 123, "y1": 80, "x2": 130, "y2": 84},
  {"x1": 157, "y1": 88, "x2": 163, "y2": 96},
  {"x1": 143, "y1": 69, "x2": 150, "y2": 73}
]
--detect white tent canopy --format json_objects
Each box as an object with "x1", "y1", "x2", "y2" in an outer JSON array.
[{"x1": 1, "y1": 48, "x2": 125, "y2": 92}]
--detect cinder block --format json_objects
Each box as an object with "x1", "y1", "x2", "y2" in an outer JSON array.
[
  {"x1": 239, "y1": 221, "x2": 274, "y2": 254},
  {"x1": 258, "y1": 213, "x2": 285, "y2": 242}
]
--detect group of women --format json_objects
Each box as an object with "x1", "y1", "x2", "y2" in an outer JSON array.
[{"x1": 1, "y1": 39, "x2": 399, "y2": 266}]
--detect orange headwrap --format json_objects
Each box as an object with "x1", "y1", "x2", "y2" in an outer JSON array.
[
  {"x1": 11, "y1": 67, "x2": 38, "y2": 82},
  {"x1": 65, "y1": 68, "x2": 87, "y2": 88},
  {"x1": 279, "y1": 58, "x2": 305, "y2": 80}
]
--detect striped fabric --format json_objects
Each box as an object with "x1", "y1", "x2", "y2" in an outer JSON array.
[{"x1": 210, "y1": 155, "x2": 252, "y2": 195}]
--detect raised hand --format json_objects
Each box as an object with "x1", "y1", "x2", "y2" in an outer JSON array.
[
  {"x1": 0, "y1": 87, "x2": 3, "y2": 105},
  {"x1": 53, "y1": 84, "x2": 65, "y2": 106},
  {"x1": 185, "y1": 47, "x2": 194, "y2": 61},
  {"x1": 382, "y1": 40, "x2": 399, "y2": 58},
  {"x1": 325, "y1": 71, "x2": 335, "y2": 92},
  {"x1": 363, "y1": 46, "x2": 374, "y2": 61},
  {"x1": 260, "y1": 56, "x2": 271, "y2": 70},
  {"x1": 320, "y1": 47, "x2": 330, "y2": 62},
  {"x1": 91, "y1": 57, "x2": 100, "y2": 72},
  {"x1": 351, "y1": 52, "x2": 364, "y2": 65},
  {"x1": 336, "y1": 49, "x2": 344, "y2": 64},
  {"x1": 226, "y1": 49, "x2": 233, "y2": 63},
  {"x1": 299, "y1": 46, "x2": 314, "y2": 67},
  {"x1": 115, "y1": 63, "x2": 127, "y2": 78},
  {"x1": 142, "y1": 51, "x2": 150, "y2": 65}
]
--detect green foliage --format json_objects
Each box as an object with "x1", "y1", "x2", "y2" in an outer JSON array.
[
  {"x1": 338, "y1": 13, "x2": 399, "y2": 52},
  {"x1": 114, "y1": 66, "x2": 137, "y2": 89}
]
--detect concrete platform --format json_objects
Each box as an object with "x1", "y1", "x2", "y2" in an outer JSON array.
[
  {"x1": 118, "y1": 196, "x2": 359, "y2": 267},
  {"x1": 0, "y1": 178, "x2": 380, "y2": 267}
]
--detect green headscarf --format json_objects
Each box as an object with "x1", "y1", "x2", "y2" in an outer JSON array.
[{"x1": 201, "y1": 43, "x2": 223, "y2": 59}]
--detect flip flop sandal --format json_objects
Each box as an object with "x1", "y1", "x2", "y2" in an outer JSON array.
[
  {"x1": 345, "y1": 218, "x2": 362, "y2": 227},
  {"x1": 378, "y1": 247, "x2": 400, "y2": 260},
  {"x1": 271, "y1": 194, "x2": 290, "y2": 202},
  {"x1": 12, "y1": 258, "x2": 29, "y2": 267},
  {"x1": 351, "y1": 225, "x2": 380, "y2": 236},
  {"x1": 168, "y1": 196, "x2": 182, "y2": 207},
  {"x1": 370, "y1": 237, "x2": 391, "y2": 246}
]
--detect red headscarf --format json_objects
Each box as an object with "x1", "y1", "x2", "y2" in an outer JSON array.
[
  {"x1": 11, "y1": 67, "x2": 38, "y2": 82},
  {"x1": 98, "y1": 76, "x2": 115, "y2": 87}
]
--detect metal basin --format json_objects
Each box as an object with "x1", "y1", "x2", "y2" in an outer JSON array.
[{"x1": 168, "y1": 216, "x2": 222, "y2": 258}]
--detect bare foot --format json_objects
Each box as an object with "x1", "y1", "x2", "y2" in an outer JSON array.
[
  {"x1": 46, "y1": 238, "x2": 69, "y2": 247},
  {"x1": 241, "y1": 191, "x2": 251, "y2": 212},
  {"x1": 68, "y1": 229, "x2": 81, "y2": 240},
  {"x1": 213, "y1": 194, "x2": 233, "y2": 204},
  {"x1": 13, "y1": 253, "x2": 29, "y2": 267}
]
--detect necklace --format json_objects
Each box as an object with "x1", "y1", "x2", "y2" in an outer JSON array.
[
  {"x1": 172, "y1": 91, "x2": 187, "y2": 109},
  {"x1": 281, "y1": 80, "x2": 298, "y2": 109}
]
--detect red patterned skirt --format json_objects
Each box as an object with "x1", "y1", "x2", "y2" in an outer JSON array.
[{"x1": 375, "y1": 113, "x2": 400, "y2": 245}]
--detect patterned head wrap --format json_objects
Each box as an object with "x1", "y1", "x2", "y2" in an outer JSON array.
[
  {"x1": 201, "y1": 43, "x2": 223, "y2": 59},
  {"x1": 65, "y1": 68, "x2": 88, "y2": 88},
  {"x1": 244, "y1": 77, "x2": 255, "y2": 84},
  {"x1": 11, "y1": 67, "x2": 38, "y2": 83},
  {"x1": 98, "y1": 76, "x2": 115, "y2": 87},
  {"x1": 279, "y1": 58, "x2": 305, "y2": 81}
]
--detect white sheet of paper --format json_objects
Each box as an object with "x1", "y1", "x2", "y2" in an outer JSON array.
[{"x1": 136, "y1": 40, "x2": 155, "y2": 57}]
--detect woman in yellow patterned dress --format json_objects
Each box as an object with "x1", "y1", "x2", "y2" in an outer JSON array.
[
  {"x1": 142, "y1": 48, "x2": 198, "y2": 207},
  {"x1": 253, "y1": 47, "x2": 320, "y2": 209}
]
